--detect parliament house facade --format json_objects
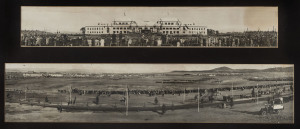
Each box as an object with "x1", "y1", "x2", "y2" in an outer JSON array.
[{"x1": 84, "y1": 17, "x2": 207, "y2": 36}]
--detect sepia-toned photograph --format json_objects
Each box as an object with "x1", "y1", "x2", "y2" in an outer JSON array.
[
  {"x1": 21, "y1": 7, "x2": 278, "y2": 48},
  {"x1": 5, "y1": 63, "x2": 293, "y2": 123}
]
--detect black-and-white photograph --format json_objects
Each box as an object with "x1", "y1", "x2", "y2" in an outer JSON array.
[
  {"x1": 21, "y1": 7, "x2": 278, "y2": 48},
  {"x1": 5, "y1": 63, "x2": 293, "y2": 123}
]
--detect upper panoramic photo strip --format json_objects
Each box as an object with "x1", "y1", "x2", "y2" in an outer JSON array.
[{"x1": 21, "y1": 7, "x2": 278, "y2": 48}]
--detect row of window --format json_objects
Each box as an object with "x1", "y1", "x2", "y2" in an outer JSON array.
[
  {"x1": 113, "y1": 31, "x2": 128, "y2": 34},
  {"x1": 162, "y1": 27, "x2": 180, "y2": 30},
  {"x1": 86, "y1": 27, "x2": 105, "y2": 30},
  {"x1": 162, "y1": 31, "x2": 180, "y2": 34},
  {"x1": 161, "y1": 31, "x2": 206, "y2": 34},
  {"x1": 114, "y1": 22, "x2": 130, "y2": 25},
  {"x1": 162, "y1": 22, "x2": 179, "y2": 25},
  {"x1": 189, "y1": 31, "x2": 206, "y2": 34},
  {"x1": 87, "y1": 31, "x2": 105, "y2": 34},
  {"x1": 191, "y1": 28, "x2": 206, "y2": 30},
  {"x1": 87, "y1": 26, "x2": 206, "y2": 31},
  {"x1": 113, "y1": 27, "x2": 129, "y2": 30}
]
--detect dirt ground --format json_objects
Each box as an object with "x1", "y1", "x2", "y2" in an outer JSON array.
[{"x1": 5, "y1": 100, "x2": 293, "y2": 123}]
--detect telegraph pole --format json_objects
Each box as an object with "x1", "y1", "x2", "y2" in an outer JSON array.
[
  {"x1": 24, "y1": 88, "x2": 27, "y2": 101},
  {"x1": 256, "y1": 84, "x2": 259, "y2": 104},
  {"x1": 69, "y1": 85, "x2": 72, "y2": 104},
  {"x1": 126, "y1": 86, "x2": 129, "y2": 116},
  {"x1": 198, "y1": 87, "x2": 200, "y2": 112},
  {"x1": 183, "y1": 88, "x2": 185, "y2": 103},
  {"x1": 231, "y1": 82, "x2": 233, "y2": 97}
]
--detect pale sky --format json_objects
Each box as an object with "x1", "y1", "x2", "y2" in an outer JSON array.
[
  {"x1": 21, "y1": 7, "x2": 278, "y2": 33},
  {"x1": 6, "y1": 64, "x2": 292, "y2": 73}
]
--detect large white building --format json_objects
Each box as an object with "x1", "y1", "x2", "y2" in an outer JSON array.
[{"x1": 84, "y1": 17, "x2": 207, "y2": 35}]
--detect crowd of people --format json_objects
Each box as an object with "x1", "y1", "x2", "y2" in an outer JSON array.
[{"x1": 21, "y1": 30, "x2": 277, "y2": 47}]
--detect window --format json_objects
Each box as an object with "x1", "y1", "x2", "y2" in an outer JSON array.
[
  {"x1": 113, "y1": 31, "x2": 115, "y2": 33},
  {"x1": 171, "y1": 23, "x2": 174, "y2": 25},
  {"x1": 165, "y1": 23, "x2": 167, "y2": 25},
  {"x1": 168, "y1": 23, "x2": 170, "y2": 25},
  {"x1": 163, "y1": 31, "x2": 165, "y2": 33},
  {"x1": 117, "y1": 31, "x2": 119, "y2": 33},
  {"x1": 177, "y1": 31, "x2": 179, "y2": 33}
]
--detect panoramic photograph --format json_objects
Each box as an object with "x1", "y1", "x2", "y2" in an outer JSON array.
[
  {"x1": 21, "y1": 7, "x2": 278, "y2": 48},
  {"x1": 5, "y1": 64, "x2": 293, "y2": 123}
]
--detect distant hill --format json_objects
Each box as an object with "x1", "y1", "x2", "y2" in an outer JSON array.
[
  {"x1": 171, "y1": 66, "x2": 293, "y2": 73},
  {"x1": 261, "y1": 67, "x2": 293, "y2": 72}
]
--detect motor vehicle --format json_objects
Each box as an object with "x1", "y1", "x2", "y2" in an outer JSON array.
[{"x1": 260, "y1": 103, "x2": 284, "y2": 115}]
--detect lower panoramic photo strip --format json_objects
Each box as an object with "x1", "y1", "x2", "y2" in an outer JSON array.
[{"x1": 5, "y1": 63, "x2": 294, "y2": 123}]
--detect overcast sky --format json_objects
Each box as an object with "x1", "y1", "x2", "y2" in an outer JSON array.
[
  {"x1": 6, "y1": 64, "x2": 292, "y2": 73},
  {"x1": 21, "y1": 7, "x2": 278, "y2": 33}
]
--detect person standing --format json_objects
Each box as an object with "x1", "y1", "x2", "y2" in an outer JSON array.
[
  {"x1": 24, "y1": 36, "x2": 29, "y2": 46},
  {"x1": 128, "y1": 38, "x2": 132, "y2": 47},
  {"x1": 46, "y1": 36, "x2": 50, "y2": 46},
  {"x1": 157, "y1": 37, "x2": 162, "y2": 46},
  {"x1": 232, "y1": 38, "x2": 236, "y2": 47},
  {"x1": 100, "y1": 38, "x2": 105, "y2": 47},
  {"x1": 87, "y1": 38, "x2": 92, "y2": 47},
  {"x1": 36, "y1": 35, "x2": 42, "y2": 46},
  {"x1": 177, "y1": 40, "x2": 180, "y2": 47},
  {"x1": 95, "y1": 38, "x2": 100, "y2": 46},
  {"x1": 207, "y1": 37, "x2": 211, "y2": 47},
  {"x1": 112, "y1": 33, "x2": 116, "y2": 46}
]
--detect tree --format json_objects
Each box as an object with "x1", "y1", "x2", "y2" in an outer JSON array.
[
  {"x1": 154, "y1": 97, "x2": 158, "y2": 105},
  {"x1": 80, "y1": 27, "x2": 85, "y2": 36}
]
